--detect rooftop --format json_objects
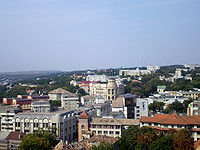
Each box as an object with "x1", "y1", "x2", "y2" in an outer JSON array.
[
  {"x1": 79, "y1": 110, "x2": 89, "y2": 119},
  {"x1": 140, "y1": 113, "x2": 200, "y2": 125}
]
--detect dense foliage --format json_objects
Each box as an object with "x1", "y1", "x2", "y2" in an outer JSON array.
[
  {"x1": 19, "y1": 130, "x2": 57, "y2": 150},
  {"x1": 91, "y1": 142, "x2": 114, "y2": 150},
  {"x1": 116, "y1": 126, "x2": 194, "y2": 150}
]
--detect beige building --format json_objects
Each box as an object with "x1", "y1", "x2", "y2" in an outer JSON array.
[
  {"x1": 89, "y1": 78, "x2": 124, "y2": 101},
  {"x1": 14, "y1": 110, "x2": 78, "y2": 143},
  {"x1": 78, "y1": 111, "x2": 139, "y2": 142}
]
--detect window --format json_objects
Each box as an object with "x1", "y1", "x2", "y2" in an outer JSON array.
[
  {"x1": 116, "y1": 125, "x2": 120, "y2": 129},
  {"x1": 110, "y1": 125, "x2": 114, "y2": 129},
  {"x1": 43, "y1": 123, "x2": 48, "y2": 128},
  {"x1": 104, "y1": 131, "x2": 108, "y2": 134},
  {"x1": 24, "y1": 122, "x2": 29, "y2": 128},
  {"x1": 115, "y1": 131, "x2": 120, "y2": 134},
  {"x1": 34, "y1": 123, "x2": 39, "y2": 128},
  {"x1": 109, "y1": 131, "x2": 114, "y2": 134},
  {"x1": 93, "y1": 131, "x2": 96, "y2": 134},
  {"x1": 98, "y1": 131, "x2": 102, "y2": 134},
  {"x1": 81, "y1": 125, "x2": 85, "y2": 130}
]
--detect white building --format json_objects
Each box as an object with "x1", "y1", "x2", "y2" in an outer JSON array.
[
  {"x1": 86, "y1": 75, "x2": 108, "y2": 82},
  {"x1": 89, "y1": 78, "x2": 124, "y2": 101},
  {"x1": 135, "y1": 98, "x2": 148, "y2": 119},
  {"x1": 14, "y1": 110, "x2": 77, "y2": 142},
  {"x1": 61, "y1": 94, "x2": 79, "y2": 111}
]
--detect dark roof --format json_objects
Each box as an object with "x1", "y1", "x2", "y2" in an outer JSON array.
[
  {"x1": 124, "y1": 93, "x2": 137, "y2": 98},
  {"x1": 5, "y1": 131, "x2": 25, "y2": 141}
]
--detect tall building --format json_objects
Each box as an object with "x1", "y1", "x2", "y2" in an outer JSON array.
[{"x1": 89, "y1": 78, "x2": 124, "y2": 101}]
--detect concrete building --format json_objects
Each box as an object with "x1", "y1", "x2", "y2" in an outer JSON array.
[
  {"x1": 180, "y1": 91, "x2": 200, "y2": 99},
  {"x1": 48, "y1": 88, "x2": 73, "y2": 101},
  {"x1": 0, "y1": 105, "x2": 19, "y2": 132},
  {"x1": 89, "y1": 78, "x2": 124, "y2": 101},
  {"x1": 78, "y1": 111, "x2": 139, "y2": 142},
  {"x1": 14, "y1": 110, "x2": 78, "y2": 142},
  {"x1": 112, "y1": 96, "x2": 148, "y2": 119},
  {"x1": 61, "y1": 94, "x2": 79, "y2": 111},
  {"x1": 187, "y1": 101, "x2": 200, "y2": 116},
  {"x1": 135, "y1": 98, "x2": 148, "y2": 119},
  {"x1": 86, "y1": 74, "x2": 108, "y2": 82},
  {"x1": 32, "y1": 100, "x2": 51, "y2": 113},
  {"x1": 140, "y1": 113, "x2": 200, "y2": 141},
  {"x1": 0, "y1": 131, "x2": 25, "y2": 150},
  {"x1": 93, "y1": 102, "x2": 112, "y2": 117}
]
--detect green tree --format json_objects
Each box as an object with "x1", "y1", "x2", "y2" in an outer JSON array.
[
  {"x1": 116, "y1": 125, "x2": 139, "y2": 150},
  {"x1": 149, "y1": 101, "x2": 165, "y2": 113},
  {"x1": 134, "y1": 143, "x2": 148, "y2": 150},
  {"x1": 165, "y1": 100, "x2": 184, "y2": 114},
  {"x1": 137, "y1": 127, "x2": 158, "y2": 147},
  {"x1": 173, "y1": 129, "x2": 194, "y2": 150},
  {"x1": 19, "y1": 130, "x2": 57, "y2": 150},
  {"x1": 149, "y1": 135, "x2": 173, "y2": 150},
  {"x1": 91, "y1": 142, "x2": 113, "y2": 150}
]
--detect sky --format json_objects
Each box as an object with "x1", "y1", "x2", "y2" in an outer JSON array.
[{"x1": 0, "y1": 0, "x2": 200, "y2": 72}]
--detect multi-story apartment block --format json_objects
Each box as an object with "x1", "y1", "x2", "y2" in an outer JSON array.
[
  {"x1": 14, "y1": 110, "x2": 78, "y2": 142},
  {"x1": 188, "y1": 101, "x2": 200, "y2": 116},
  {"x1": 32, "y1": 100, "x2": 51, "y2": 113},
  {"x1": 61, "y1": 94, "x2": 79, "y2": 111},
  {"x1": 135, "y1": 98, "x2": 148, "y2": 119},
  {"x1": 0, "y1": 105, "x2": 19, "y2": 131},
  {"x1": 112, "y1": 95, "x2": 148, "y2": 119},
  {"x1": 140, "y1": 113, "x2": 200, "y2": 141},
  {"x1": 48, "y1": 88, "x2": 72, "y2": 101},
  {"x1": 89, "y1": 78, "x2": 124, "y2": 101},
  {"x1": 180, "y1": 91, "x2": 200, "y2": 99},
  {"x1": 78, "y1": 110, "x2": 139, "y2": 142}
]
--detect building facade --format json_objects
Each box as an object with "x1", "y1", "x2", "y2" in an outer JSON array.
[
  {"x1": 89, "y1": 78, "x2": 124, "y2": 101},
  {"x1": 78, "y1": 111, "x2": 139, "y2": 142},
  {"x1": 140, "y1": 113, "x2": 200, "y2": 141},
  {"x1": 14, "y1": 110, "x2": 78, "y2": 143}
]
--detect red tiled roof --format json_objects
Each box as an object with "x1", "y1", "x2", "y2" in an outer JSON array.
[
  {"x1": 194, "y1": 139, "x2": 200, "y2": 149},
  {"x1": 140, "y1": 113, "x2": 200, "y2": 125},
  {"x1": 148, "y1": 126, "x2": 180, "y2": 131},
  {"x1": 79, "y1": 110, "x2": 89, "y2": 119},
  {"x1": 5, "y1": 131, "x2": 25, "y2": 141}
]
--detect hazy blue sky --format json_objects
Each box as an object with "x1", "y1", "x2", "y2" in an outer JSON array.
[{"x1": 0, "y1": 0, "x2": 200, "y2": 72}]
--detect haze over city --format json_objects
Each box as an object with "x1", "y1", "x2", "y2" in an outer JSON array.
[{"x1": 0, "y1": 0, "x2": 200, "y2": 72}]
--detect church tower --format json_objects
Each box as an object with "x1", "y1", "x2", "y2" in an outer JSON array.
[{"x1": 78, "y1": 110, "x2": 90, "y2": 142}]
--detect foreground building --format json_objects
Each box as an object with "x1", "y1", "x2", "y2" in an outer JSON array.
[
  {"x1": 14, "y1": 110, "x2": 78, "y2": 142},
  {"x1": 140, "y1": 113, "x2": 200, "y2": 141},
  {"x1": 78, "y1": 110, "x2": 139, "y2": 142},
  {"x1": 0, "y1": 131, "x2": 25, "y2": 150}
]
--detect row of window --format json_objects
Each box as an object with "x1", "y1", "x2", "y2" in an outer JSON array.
[
  {"x1": 15, "y1": 122, "x2": 49, "y2": 128},
  {"x1": 91, "y1": 125, "x2": 121, "y2": 129},
  {"x1": 92, "y1": 130, "x2": 120, "y2": 135}
]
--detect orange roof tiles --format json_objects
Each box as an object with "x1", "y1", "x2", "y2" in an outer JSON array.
[
  {"x1": 79, "y1": 110, "x2": 89, "y2": 119},
  {"x1": 140, "y1": 113, "x2": 200, "y2": 125}
]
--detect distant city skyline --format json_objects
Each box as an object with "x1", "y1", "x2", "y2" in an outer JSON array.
[{"x1": 0, "y1": 0, "x2": 200, "y2": 72}]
